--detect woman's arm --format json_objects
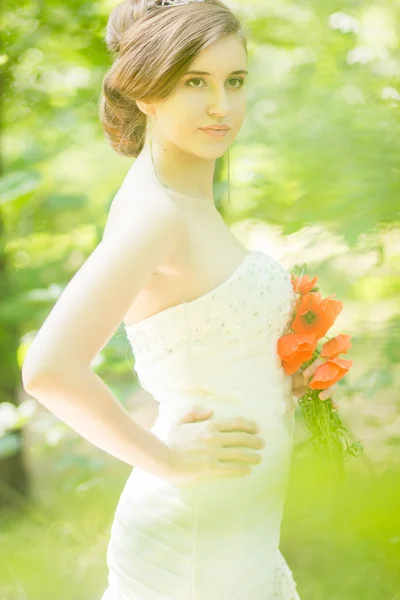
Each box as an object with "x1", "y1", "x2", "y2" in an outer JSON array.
[
  {"x1": 22, "y1": 188, "x2": 185, "y2": 473},
  {"x1": 24, "y1": 367, "x2": 166, "y2": 472},
  {"x1": 129, "y1": 388, "x2": 160, "y2": 430},
  {"x1": 27, "y1": 369, "x2": 167, "y2": 474}
]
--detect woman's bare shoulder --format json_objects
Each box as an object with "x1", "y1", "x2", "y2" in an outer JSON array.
[{"x1": 102, "y1": 167, "x2": 186, "y2": 242}]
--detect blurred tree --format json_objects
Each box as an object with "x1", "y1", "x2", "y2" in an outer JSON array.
[{"x1": 0, "y1": 57, "x2": 30, "y2": 506}]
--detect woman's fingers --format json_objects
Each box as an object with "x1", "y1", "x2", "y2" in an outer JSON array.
[
  {"x1": 291, "y1": 370, "x2": 305, "y2": 390},
  {"x1": 288, "y1": 362, "x2": 340, "y2": 408},
  {"x1": 303, "y1": 358, "x2": 324, "y2": 382},
  {"x1": 318, "y1": 383, "x2": 338, "y2": 401},
  {"x1": 301, "y1": 361, "x2": 340, "y2": 406}
]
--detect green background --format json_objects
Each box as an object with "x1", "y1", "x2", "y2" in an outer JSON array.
[{"x1": 1, "y1": 0, "x2": 399, "y2": 598}]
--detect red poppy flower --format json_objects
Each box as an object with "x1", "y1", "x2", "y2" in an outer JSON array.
[{"x1": 291, "y1": 292, "x2": 343, "y2": 340}]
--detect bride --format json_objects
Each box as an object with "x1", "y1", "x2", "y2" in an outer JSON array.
[{"x1": 22, "y1": 0, "x2": 338, "y2": 598}]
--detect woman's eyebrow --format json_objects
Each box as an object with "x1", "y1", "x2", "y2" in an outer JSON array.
[{"x1": 184, "y1": 70, "x2": 248, "y2": 76}]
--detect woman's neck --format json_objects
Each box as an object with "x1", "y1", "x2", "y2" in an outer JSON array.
[{"x1": 136, "y1": 141, "x2": 216, "y2": 205}]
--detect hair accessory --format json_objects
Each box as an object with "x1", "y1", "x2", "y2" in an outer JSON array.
[{"x1": 154, "y1": 0, "x2": 207, "y2": 6}]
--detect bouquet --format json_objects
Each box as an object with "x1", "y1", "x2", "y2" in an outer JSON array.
[{"x1": 277, "y1": 263, "x2": 363, "y2": 473}]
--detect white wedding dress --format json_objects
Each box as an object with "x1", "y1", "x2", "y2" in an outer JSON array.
[{"x1": 100, "y1": 249, "x2": 301, "y2": 600}]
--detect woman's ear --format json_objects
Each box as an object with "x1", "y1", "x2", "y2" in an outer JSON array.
[{"x1": 136, "y1": 100, "x2": 153, "y2": 117}]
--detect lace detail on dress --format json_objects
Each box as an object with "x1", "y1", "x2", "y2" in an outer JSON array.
[
  {"x1": 273, "y1": 550, "x2": 301, "y2": 599},
  {"x1": 125, "y1": 251, "x2": 295, "y2": 363}
]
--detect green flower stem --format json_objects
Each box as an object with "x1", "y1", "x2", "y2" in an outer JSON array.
[{"x1": 298, "y1": 384, "x2": 363, "y2": 477}]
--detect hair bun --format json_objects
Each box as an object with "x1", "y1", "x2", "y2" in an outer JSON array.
[{"x1": 105, "y1": 0, "x2": 150, "y2": 53}]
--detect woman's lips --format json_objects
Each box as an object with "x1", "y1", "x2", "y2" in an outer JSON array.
[{"x1": 200, "y1": 128, "x2": 230, "y2": 137}]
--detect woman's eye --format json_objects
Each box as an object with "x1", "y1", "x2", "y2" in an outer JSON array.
[{"x1": 185, "y1": 77, "x2": 245, "y2": 89}]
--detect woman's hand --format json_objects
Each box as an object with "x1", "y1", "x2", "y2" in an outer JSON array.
[
  {"x1": 291, "y1": 358, "x2": 339, "y2": 409},
  {"x1": 161, "y1": 407, "x2": 265, "y2": 484}
]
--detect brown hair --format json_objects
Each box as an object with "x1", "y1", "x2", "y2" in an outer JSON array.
[{"x1": 99, "y1": 0, "x2": 248, "y2": 157}]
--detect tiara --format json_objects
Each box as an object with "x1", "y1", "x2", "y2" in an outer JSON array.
[{"x1": 154, "y1": 0, "x2": 207, "y2": 6}]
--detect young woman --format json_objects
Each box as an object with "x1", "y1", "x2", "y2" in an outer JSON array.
[{"x1": 23, "y1": 0, "x2": 336, "y2": 597}]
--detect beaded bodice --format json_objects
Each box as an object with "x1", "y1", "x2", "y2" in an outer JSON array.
[
  {"x1": 123, "y1": 251, "x2": 296, "y2": 428},
  {"x1": 125, "y1": 251, "x2": 294, "y2": 358}
]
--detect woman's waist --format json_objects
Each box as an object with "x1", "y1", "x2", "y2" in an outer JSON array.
[
  {"x1": 134, "y1": 353, "x2": 289, "y2": 401},
  {"x1": 154, "y1": 378, "x2": 292, "y2": 423}
]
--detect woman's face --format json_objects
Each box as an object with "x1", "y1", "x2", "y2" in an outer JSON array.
[{"x1": 149, "y1": 34, "x2": 248, "y2": 160}]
